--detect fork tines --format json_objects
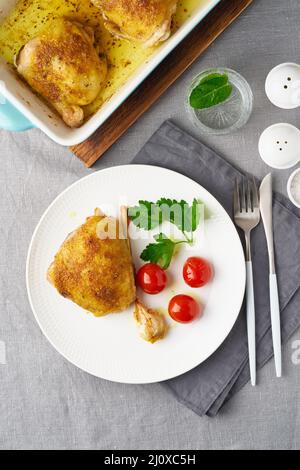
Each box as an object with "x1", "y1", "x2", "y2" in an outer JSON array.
[{"x1": 234, "y1": 177, "x2": 259, "y2": 214}]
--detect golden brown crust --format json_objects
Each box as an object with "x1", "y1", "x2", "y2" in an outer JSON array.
[
  {"x1": 100, "y1": 0, "x2": 167, "y2": 25},
  {"x1": 92, "y1": 0, "x2": 178, "y2": 46},
  {"x1": 16, "y1": 18, "x2": 107, "y2": 127},
  {"x1": 47, "y1": 210, "x2": 136, "y2": 316}
]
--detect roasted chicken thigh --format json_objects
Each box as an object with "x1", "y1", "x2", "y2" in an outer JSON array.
[
  {"x1": 91, "y1": 0, "x2": 178, "y2": 47},
  {"x1": 16, "y1": 18, "x2": 107, "y2": 127},
  {"x1": 47, "y1": 209, "x2": 136, "y2": 316}
]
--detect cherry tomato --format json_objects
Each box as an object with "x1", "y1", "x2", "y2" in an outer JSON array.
[
  {"x1": 168, "y1": 294, "x2": 202, "y2": 323},
  {"x1": 136, "y1": 263, "x2": 167, "y2": 294},
  {"x1": 183, "y1": 257, "x2": 213, "y2": 288}
]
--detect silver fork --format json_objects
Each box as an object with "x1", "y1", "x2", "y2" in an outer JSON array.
[{"x1": 234, "y1": 177, "x2": 260, "y2": 386}]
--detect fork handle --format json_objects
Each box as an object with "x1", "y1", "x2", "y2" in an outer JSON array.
[{"x1": 246, "y1": 261, "x2": 256, "y2": 386}]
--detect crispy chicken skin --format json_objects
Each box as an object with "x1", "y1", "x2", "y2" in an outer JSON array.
[
  {"x1": 47, "y1": 209, "x2": 136, "y2": 316},
  {"x1": 16, "y1": 18, "x2": 107, "y2": 127},
  {"x1": 91, "y1": 0, "x2": 178, "y2": 47}
]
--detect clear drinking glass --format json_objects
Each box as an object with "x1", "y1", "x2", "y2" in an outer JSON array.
[{"x1": 186, "y1": 67, "x2": 253, "y2": 135}]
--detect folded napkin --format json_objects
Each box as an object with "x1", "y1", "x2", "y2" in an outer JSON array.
[{"x1": 133, "y1": 120, "x2": 300, "y2": 417}]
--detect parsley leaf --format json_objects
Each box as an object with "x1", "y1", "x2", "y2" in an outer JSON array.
[
  {"x1": 128, "y1": 198, "x2": 204, "y2": 269},
  {"x1": 184, "y1": 198, "x2": 202, "y2": 233},
  {"x1": 128, "y1": 198, "x2": 202, "y2": 235},
  {"x1": 127, "y1": 200, "x2": 161, "y2": 230},
  {"x1": 157, "y1": 197, "x2": 201, "y2": 237},
  {"x1": 156, "y1": 198, "x2": 187, "y2": 231},
  {"x1": 140, "y1": 233, "x2": 176, "y2": 270}
]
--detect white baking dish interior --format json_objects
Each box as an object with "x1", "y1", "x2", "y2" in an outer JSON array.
[{"x1": 0, "y1": 0, "x2": 220, "y2": 146}]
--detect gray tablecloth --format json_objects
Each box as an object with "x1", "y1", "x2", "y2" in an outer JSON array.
[{"x1": 0, "y1": 0, "x2": 300, "y2": 450}]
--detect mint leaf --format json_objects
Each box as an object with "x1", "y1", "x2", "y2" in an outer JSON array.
[
  {"x1": 200, "y1": 73, "x2": 228, "y2": 85},
  {"x1": 140, "y1": 233, "x2": 176, "y2": 270},
  {"x1": 189, "y1": 73, "x2": 233, "y2": 109}
]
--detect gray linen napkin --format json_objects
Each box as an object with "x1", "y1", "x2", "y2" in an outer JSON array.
[{"x1": 132, "y1": 120, "x2": 300, "y2": 417}]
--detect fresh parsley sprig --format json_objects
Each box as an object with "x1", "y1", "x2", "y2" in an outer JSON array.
[
  {"x1": 128, "y1": 198, "x2": 200, "y2": 242},
  {"x1": 140, "y1": 233, "x2": 185, "y2": 270},
  {"x1": 128, "y1": 199, "x2": 203, "y2": 269}
]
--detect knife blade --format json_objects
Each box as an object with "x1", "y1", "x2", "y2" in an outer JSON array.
[
  {"x1": 260, "y1": 173, "x2": 275, "y2": 273},
  {"x1": 260, "y1": 173, "x2": 282, "y2": 377}
]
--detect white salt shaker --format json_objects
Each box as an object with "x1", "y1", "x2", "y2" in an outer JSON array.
[
  {"x1": 258, "y1": 123, "x2": 300, "y2": 169},
  {"x1": 265, "y1": 63, "x2": 300, "y2": 109}
]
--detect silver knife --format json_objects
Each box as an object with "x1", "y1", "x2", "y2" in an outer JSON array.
[{"x1": 260, "y1": 173, "x2": 282, "y2": 377}]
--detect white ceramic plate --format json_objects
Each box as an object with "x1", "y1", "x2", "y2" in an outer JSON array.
[{"x1": 26, "y1": 165, "x2": 245, "y2": 384}]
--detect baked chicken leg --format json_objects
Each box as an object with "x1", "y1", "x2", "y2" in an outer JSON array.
[
  {"x1": 91, "y1": 0, "x2": 178, "y2": 47},
  {"x1": 16, "y1": 18, "x2": 107, "y2": 127},
  {"x1": 47, "y1": 209, "x2": 136, "y2": 316}
]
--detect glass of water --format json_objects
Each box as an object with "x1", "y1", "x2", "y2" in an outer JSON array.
[{"x1": 186, "y1": 67, "x2": 253, "y2": 135}]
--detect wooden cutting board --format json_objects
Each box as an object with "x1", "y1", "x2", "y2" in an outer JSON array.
[{"x1": 71, "y1": 0, "x2": 253, "y2": 167}]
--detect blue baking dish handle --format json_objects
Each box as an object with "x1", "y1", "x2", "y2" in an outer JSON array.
[{"x1": 0, "y1": 94, "x2": 35, "y2": 131}]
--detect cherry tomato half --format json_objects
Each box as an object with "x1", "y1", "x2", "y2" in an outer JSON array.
[
  {"x1": 136, "y1": 263, "x2": 167, "y2": 294},
  {"x1": 168, "y1": 294, "x2": 202, "y2": 323},
  {"x1": 183, "y1": 257, "x2": 213, "y2": 288}
]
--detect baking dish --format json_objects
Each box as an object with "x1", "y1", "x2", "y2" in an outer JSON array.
[{"x1": 0, "y1": 0, "x2": 221, "y2": 146}]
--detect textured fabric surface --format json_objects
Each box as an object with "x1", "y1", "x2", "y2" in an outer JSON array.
[
  {"x1": 0, "y1": 0, "x2": 300, "y2": 450},
  {"x1": 133, "y1": 120, "x2": 300, "y2": 416}
]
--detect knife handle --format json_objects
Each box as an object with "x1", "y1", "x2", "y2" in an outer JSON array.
[
  {"x1": 246, "y1": 261, "x2": 256, "y2": 386},
  {"x1": 269, "y1": 273, "x2": 282, "y2": 377}
]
